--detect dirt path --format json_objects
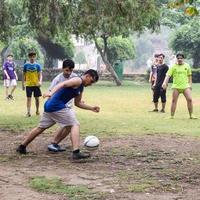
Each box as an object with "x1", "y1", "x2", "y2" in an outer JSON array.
[{"x1": 0, "y1": 131, "x2": 200, "y2": 200}]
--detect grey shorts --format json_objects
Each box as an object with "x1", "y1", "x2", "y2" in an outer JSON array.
[{"x1": 39, "y1": 108, "x2": 79, "y2": 128}]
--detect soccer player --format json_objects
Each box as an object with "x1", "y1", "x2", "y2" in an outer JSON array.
[
  {"x1": 22, "y1": 51, "x2": 42, "y2": 117},
  {"x1": 47, "y1": 59, "x2": 78, "y2": 152},
  {"x1": 17, "y1": 69, "x2": 100, "y2": 160},
  {"x1": 162, "y1": 53, "x2": 197, "y2": 119},
  {"x1": 2, "y1": 54, "x2": 18, "y2": 100}
]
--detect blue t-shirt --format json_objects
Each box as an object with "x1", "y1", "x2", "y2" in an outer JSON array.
[
  {"x1": 23, "y1": 62, "x2": 42, "y2": 86},
  {"x1": 44, "y1": 83, "x2": 84, "y2": 112}
]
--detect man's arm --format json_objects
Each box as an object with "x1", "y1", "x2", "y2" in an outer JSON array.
[
  {"x1": 38, "y1": 71, "x2": 42, "y2": 86},
  {"x1": 162, "y1": 75, "x2": 170, "y2": 90},
  {"x1": 22, "y1": 71, "x2": 26, "y2": 90},
  {"x1": 43, "y1": 77, "x2": 82, "y2": 98},
  {"x1": 3, "y1": 70, "x2": 10, "y2": 79},
  {"x1": 14, "y1": 71, "x2": 18, "y2": 80},
  {"x1": 74, "y1": 93, "x2": 100, "y2": 112},
  {"x1": 188, "y1": 75, "x2": 192, "y2": 89}
]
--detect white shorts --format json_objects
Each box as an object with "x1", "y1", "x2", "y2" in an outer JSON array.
[
  {"x1": 4, "y1": 79, "x2": 17, "y2": 87},
  {"x1": 39, "y1": 108, "x2": 79, "y2": 128}
]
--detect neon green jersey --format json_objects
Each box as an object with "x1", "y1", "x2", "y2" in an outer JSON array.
[{"x1": 167, "y1": 63, "x2": 192, "y2": 89}]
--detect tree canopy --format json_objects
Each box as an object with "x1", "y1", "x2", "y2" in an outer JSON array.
[{"x1": 170, "y1": 17, "x2": 200, "y2": 67}]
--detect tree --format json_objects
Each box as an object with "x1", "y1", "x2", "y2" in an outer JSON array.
[
  {"x1": 98, "y1": 36, "x2": 135, "y2": 66},
  {"x1": 74, "y1": 51, "x2": 86, "y2": 67},
  {"x1": 169, "y1": 18, "x2": 200, "y2": 67},
  {"x1": 73, "y1": 0, "x2": 159, "y2": 85},
  {"x1": 0, "y1": 0, "x2": 74, "y2": 68},
  {"x1": 9, "y1": 37, "x2": 44, "y2": 64}
]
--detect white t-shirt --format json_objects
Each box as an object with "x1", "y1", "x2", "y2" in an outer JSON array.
[{"x1": 49, "y1": 72, "x2": 78, "y2": 108}]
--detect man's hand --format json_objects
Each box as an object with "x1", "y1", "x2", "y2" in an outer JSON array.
[
  {"x1": 38, "y1": 81, "x2": 42, "y2": 87},
  {"x1": 43, "y1": 92, "x2": 52, "y2": 98},
  {"x1": 162, "y1": 83, "x2": 167, "y2": 90},
  {"x1": 91, "y1": 106, "x2": 100, "y2": 113}
]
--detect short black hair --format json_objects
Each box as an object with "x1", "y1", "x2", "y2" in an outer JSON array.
[
  {"x1": 176, "y1": 53, "x2": 185, "y2": 58},
  {"x1": 158, "y1": 53, "x2": 165, "y2": 58},
  {"x1": 28, "y1": 51, "x2": 36, "y2": 57},
  {"x1": 84, "y1": 69, "x2": 99, "y2": 82},
  {"x1": 154, "y1": 54, "x2": 159, "y2": 58},
  {"x1": 63, "y1": 59, "x2": 75, "y2": 69},
  {"x1": 7, "y1": 54, "x2": 13, "y2": 57}
]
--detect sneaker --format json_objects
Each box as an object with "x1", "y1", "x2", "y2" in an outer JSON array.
[
  {"x1": 166, "y1": 116, "x2": 174, "y2": 119},
  {"x1": 26, "y1": 112, "x2": 31, "y2": 117},
  {"x1": 72, "y1": 151, "x2": 91, "y2": 160},
  {"x1": 36, "y1": 111, "x2": 40, "y2": 116},
  {"x1": 190, "y1": 115, "x2": 198, "y2": 119},
  {"x1": 48, "y1": 143, "x2": 66, "y2": 152},
  {"x1": 16, "y1": 145, "x2": 27, "y2": 154},
  {"x1": 8, "y1": 94, "x2": 14, "y2": 100},
  {"x1": 149, "y1": 109, "x2": 158, "y2": 112},
  {"x1": 160, "y1": 109, "x2": 165, "y2": 113}
]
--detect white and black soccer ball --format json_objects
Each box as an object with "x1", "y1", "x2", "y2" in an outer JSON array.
[{"x1": 83, "y1": 135, "x2": 100, "y2": 150}]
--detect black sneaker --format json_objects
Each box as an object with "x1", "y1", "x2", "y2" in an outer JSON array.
[
  {"x1": 72, "y1": 151, "x2": 91, "y2": 160},
  {"x1": 48, "y1": 143, "x2": 66, "y2": 152},
  {"x1": 160, "y1": 109, "x2": 165, "y2": 113},
  {"x1": 149, "y1": 109, "x2": 158, "y2": 112},
  {"x1": 8, "y1": 94, "x2": 14, "y2": 100},
  {"x1": 16, "y1": 145, "x2": 27, "y2": 154}
]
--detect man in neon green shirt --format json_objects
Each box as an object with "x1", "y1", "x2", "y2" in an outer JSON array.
[{"x1": 162, "y1": 53, "x2": 197, "y2": 119}]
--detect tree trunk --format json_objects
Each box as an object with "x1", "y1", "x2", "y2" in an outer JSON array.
[
  {"x1": 44, "y1": 55, "x2": 54, "y2": 68},
  {"x1": 93, "y1": 37, "x2": 122, "y2": 86},
  {"x1": 192, "y1": 53, "x2": 200, "y2": 68}
]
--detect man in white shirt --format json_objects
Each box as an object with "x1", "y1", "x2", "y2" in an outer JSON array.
[{"x1": 47, "y1": 59, "x2": 78, "y2": 152}]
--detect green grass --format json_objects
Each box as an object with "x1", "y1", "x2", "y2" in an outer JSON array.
[
  {"x1": 29, "y1": 176, "x2": 105, "y2": 200},
  {"x1": 0, "y1": 80, "x2": 200, "y2": 136}
]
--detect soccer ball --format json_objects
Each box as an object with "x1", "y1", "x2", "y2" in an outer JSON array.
[{"x1": 83, "y1": 135, "x2": 100, "y2": 150}]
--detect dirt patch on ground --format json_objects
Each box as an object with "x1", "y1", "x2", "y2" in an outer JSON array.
[{"x1": 0, "y1": 131, "x2": 200, "y2": 200}]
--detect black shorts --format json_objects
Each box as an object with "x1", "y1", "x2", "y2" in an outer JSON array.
[
  {"x1": 153, "y1": 86, "x2": 166, "y2": 103},
  {"x1": 26, "y1": 86, "x2": 42, "y2": 98}
]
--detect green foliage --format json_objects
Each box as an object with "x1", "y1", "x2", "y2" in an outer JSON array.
[
  {"x1": 169, "y1": 18, "x2": 200, "y2": 67},
  {"x1": 73, "y1": 0, "x2": 160, "y2": 39},
  {"x1": 74, "y1": 51, "x2": 86, "y2": 65},
  {"x1": 10, "y1": 37, "x2": 44, "y2": 64},
  {"x1": 97, "y1": 36, "x2": 135, "y2": 65}
]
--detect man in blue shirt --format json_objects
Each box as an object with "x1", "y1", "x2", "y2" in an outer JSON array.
[{"x1": 17, "y1": 69, "x2": 99, "y2": 160}]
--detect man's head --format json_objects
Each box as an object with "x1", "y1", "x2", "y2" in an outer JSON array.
[
  {"x1": 176, "y1": 53, "x2": 184, "y2": 65},
  {"x1": 28, "y1": 51, "x2": 36, "y2": 63},
  {"x1": 62, "y1": 59, "x2": 75, "y2": 78},
  {"x1": 7, "y1": 54, "x2": 13, "y2": 61},
  {"x1": 158, "y1": 53, "x2": 165, "y2": 64},
  {"x1": 82, "y1": 69, "x2": 99, "y2": 87},
  {"x1": 154, "y1": 54, "x2": 159, "y2": 64}
]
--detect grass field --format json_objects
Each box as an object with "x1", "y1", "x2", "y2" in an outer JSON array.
[
  {"x1": 1, "y1": 80, "x2": 200, "y2": 200},
  {"x1": 0, "y1": 80, "x2": 199, "y2": 137}
]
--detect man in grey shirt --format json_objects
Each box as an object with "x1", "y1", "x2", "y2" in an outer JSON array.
[{"x1": 48, "y1": 59, "x2": 78, "y2": 152}]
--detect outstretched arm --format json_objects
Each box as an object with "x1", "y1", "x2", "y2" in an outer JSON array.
[
  {"x1": 74, "y1": 93, "x2": 100, "y2": 112},
  {"x1": 43, "y1": 77, "x2": 82, "y2": 98}
]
